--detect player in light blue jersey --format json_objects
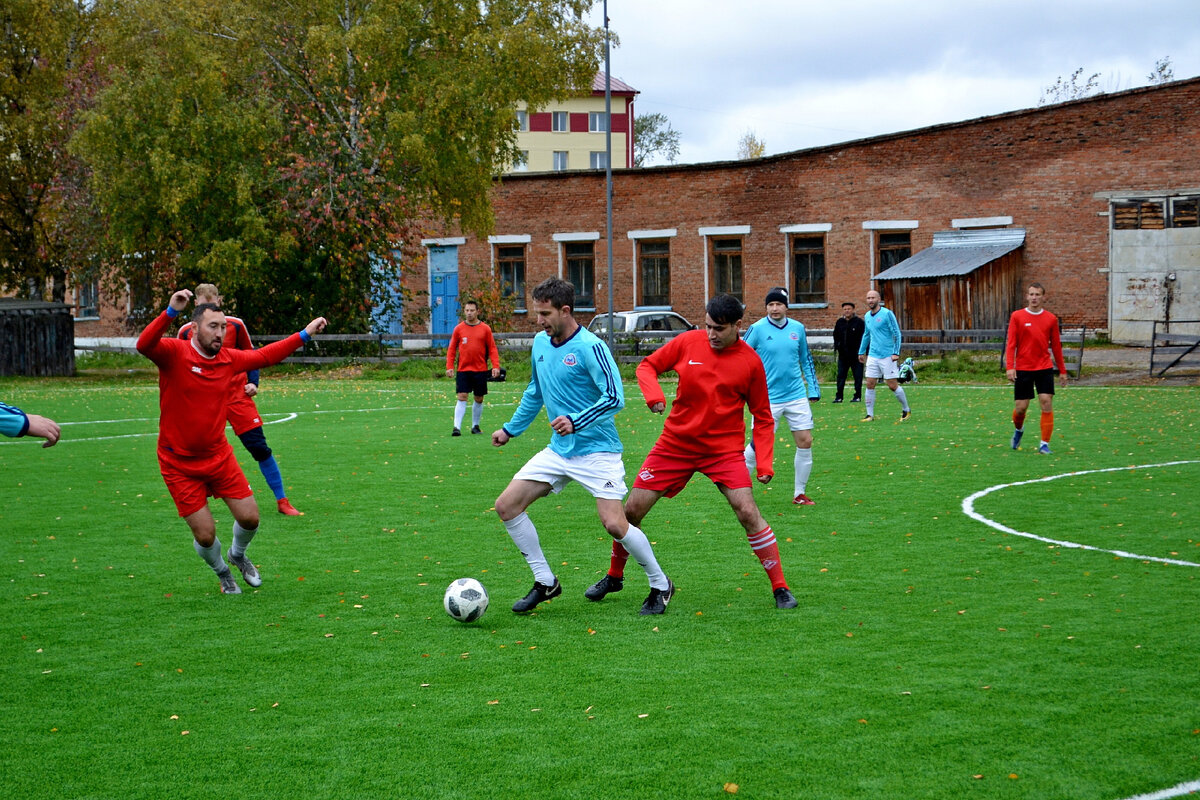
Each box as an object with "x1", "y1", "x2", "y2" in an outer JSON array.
[
  {"x1": 742, "y1": 287, "x2": 821, "y2": 505},
  {"x1": 857, "y1": 289, "x2": 911, "y2": 422},
  {"x1": 491, "y1": 278, "x2": 674, "y2": 616},
  {"x1": 1, "y1": 401, "x2": 61, "y2": 447}
]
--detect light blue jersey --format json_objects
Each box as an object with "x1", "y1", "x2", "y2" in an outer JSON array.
[
  {"x1": 859, "y1": 305, "x2": 902, "y2": 359},
  {"x1": 1, "y1": 401, "x2": 30, "y2": 438},
  {"x1": 743, "y1": 317, "x2": 820, "y2": 403},
  {"x1": 503, "y1": 325, "x2": 624, "y2": 458}
]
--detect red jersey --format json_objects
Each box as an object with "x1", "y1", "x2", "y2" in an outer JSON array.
[
  {"x1": 636, "y1": 329, "x2": 775, "y2": 478},
  {"x1": 179, "y1": 314, "x2": 258, "y2": 386},
  {"x1": 446, "y1": 321, "x2": 501, "y2": 372},
  {"x1": 1005, "y1": 307, "x2": 1066, "y2": 374},
  {"x1": 137, "y1": 311, "x2": 305, "y2": 457}
]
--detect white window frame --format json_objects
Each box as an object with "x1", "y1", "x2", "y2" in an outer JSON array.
[
  {"x1": 778, "y1": 223, "x2": 832, "y2": 308},
  {"x1": 589, "y1": 151, "x2": 608, "y2": 170},
  {"x1": 552, "y1": 151, "x2": 568, "y2": 171},
  {"x1": 862, "y1": 220, "x2": 918, "y2": 279},
  {"x1": 514, "y1": 110, "x2": 528, "y2": 132},
  {"x1": 551, "y1": 111, "x2": 568, "y2": 132},
  {"x1": 588, "y1": 112, "x2": 608, "y2": 133}
]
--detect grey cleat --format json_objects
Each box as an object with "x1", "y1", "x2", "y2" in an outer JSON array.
[
  {"x1": 217, "y1": 569, "x2": 242, "y2": 594},
  {"x1": 227, "y1": 549, "x2": 262, "y2": 588}
]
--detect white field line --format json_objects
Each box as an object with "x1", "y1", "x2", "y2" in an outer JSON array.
[
  {"x1": 0, "y1": 404, "x2": 468, "y2": 446},
  {"x1": 1118, "y1": 778, "x2": 1200, "y2": 800},
  {"x1": 962, "y1": 460, "x2": 1200, "y2": 567}
]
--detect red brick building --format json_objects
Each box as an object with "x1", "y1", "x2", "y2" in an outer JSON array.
[{"x1": 423, "y1": 76, "x2": 1200, "y2": 342}]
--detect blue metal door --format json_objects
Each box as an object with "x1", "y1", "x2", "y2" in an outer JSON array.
[{"x1": 430, "y1": 245, "x2": 459, "y2": 346}]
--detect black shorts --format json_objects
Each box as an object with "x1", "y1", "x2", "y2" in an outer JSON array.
[
  {"x1": 455, "y1": 371, "x2": 490, "y2": 397},
  {"x1": 1014, "y1": 369, "x2": 1057, "y2": 400}
]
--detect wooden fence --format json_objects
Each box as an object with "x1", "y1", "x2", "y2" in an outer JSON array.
[{"x1": 0, "y1": 299, "x2": 75, "y2": 377}]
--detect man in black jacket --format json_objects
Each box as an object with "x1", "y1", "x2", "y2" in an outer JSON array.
[{"x1": 833, "y1": 302, "x2": 865, "y2": 403}]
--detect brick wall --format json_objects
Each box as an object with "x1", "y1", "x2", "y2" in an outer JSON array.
[{"x1": 442, "y1": 78, "x2": 1200, "y2": 333}]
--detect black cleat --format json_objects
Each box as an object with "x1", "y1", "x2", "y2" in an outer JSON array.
[
  {"x1": 584, "y1": 574, "x2": 624, "y2": 601},
  {"x1": 850, "y1": 396, "x2": 861, "y2": 403},
  {"x1": 640, "y1": 579, "x2": 675, "y2": 615},
  {"x1": 451, "y1": 427, "x2": 461, "y2": 437},
  {"x1": 774, "y1": 587, "x2": 798, "y2": 609},
  {"x1": 832, "y1": 397, "x2": 843, "y2": 403},
  {"x1": 470, "y1": 425, "x2": 482, "y2": 434},
  {"x1": 900, "y1": 410, "x2": 911, "y2": 422},
  {"x1": 512, "y1": 578, "x2": 562, "y2": 613}
]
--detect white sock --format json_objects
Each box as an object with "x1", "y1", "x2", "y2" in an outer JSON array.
[
  {"x1": 865, "y1": 388, "x2": 876, "y2": 416},
  {"x1": 230, "y1": 521, "x2": 257, "y2": 559},
  {"x1": 453, "y1": 400, "x2": 467, "y2": 429},
  {"x1": 895, "y1": 387, "x2": 910, "y2": 412},
  {"x1": 618, "y1": 525, "x2": 669, "y2": 590},
  {"x1": 471, "y1": 401, "x2": 483, "y2": 427},
  {"x1": 794, "y1": 447, "x2": 813, "y2": 496},
  {"x1": 503, "y1": 512, "x2": 554, "y2": 585},
  {"x1": 194, "y1": 537, "x2": 227, "y2": 573}
]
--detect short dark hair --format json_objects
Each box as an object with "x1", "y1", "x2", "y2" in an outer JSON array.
[
  {"x1": 531, "y1": 278, "x2": 574, "y2": 311},
  {"x1": 842, "y1": 301, "x2": 855, "y2": 309},
  {"x1": 192, "y1": 303, "x2": 223, "y2": 323},
  {"x1": 463, "y1": 300, "x2": 479, "y2": 310},
  {"x1": 706, "y1": 294, "x2": 744, "y2": 326},
  {"x1": 1027, "y1": 282, "x2": 1045, "y2": 293}
]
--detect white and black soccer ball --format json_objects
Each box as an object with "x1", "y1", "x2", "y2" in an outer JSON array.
[{"x1": 443, "y1": 578, "x2": 489, "y2": 623}]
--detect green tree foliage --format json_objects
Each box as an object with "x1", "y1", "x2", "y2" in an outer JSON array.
[
  {"x1": 0, "y1": 0, "x2": 102, "y2": 302},
  {"x1": 633, "y1": 111, "x2": 680, "y2": 167},
  {"x1": 74, "y1": 0, "x2": 605, "y2": 331}
]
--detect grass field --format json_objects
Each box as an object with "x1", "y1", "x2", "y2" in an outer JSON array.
[{"x1": 1, "y1": 372, "x2": 1198, "y2": 800}]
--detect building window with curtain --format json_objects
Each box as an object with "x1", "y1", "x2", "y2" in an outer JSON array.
[
  {"x1": 711, "y1": 238, "x2": 743, "y2": 302},
  {"x1": 791, "y1": 235, "x2": 826, "y2": 303},
  {"x1": 639, "y1": 240, "x2": 670, "y2": 306},
  {"x1": 497, "y1": 245, "x2": 526, "y2": 309},
  {"x1": 565, "y1": 242, "x2": 595, "y2": 309}
]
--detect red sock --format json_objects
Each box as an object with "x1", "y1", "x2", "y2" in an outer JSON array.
[
  {"x1": 1040, "y1": 412, "x2": 1054, "y2": 443},
  {"x1": 1013, "y1": 409, "x2": 1026, "y2": 430},
  {"x1": 747, "y1": 526, "x2": 787, "y2": 590},
  {"x1": 608, "y1": 540, "x2": 629, "y2": 579}
]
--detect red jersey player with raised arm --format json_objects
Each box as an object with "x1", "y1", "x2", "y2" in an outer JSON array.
[
  {"x1": 179, "y1": 283, "x2": 302, "y2": 515},
  {"x1": 445, "y1": 300, "x2": 501, "y2": 436},
  {"x1": 1004, "y1": 282, "x2": 1068, "y2": 454},
  {"x1": 585, "y1": 293, "x2": 800, "y2": 610},
  {"x1": 137, "y1": 289, "x2": 327, "y2": 594}
]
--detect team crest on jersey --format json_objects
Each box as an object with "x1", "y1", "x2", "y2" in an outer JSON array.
[
  {"x1": 190, "y1": 366, "x2": 203, "y2": 374},
  {"x1": 461, "y1": 336, "x2": 469, "y2": 344},
  {"x1": 638, "y1": 469, "x2": 654, "y2": 481},
  {"x1": 790, "y1": 332, "x2": 799, "y2": 340},
  {"x1": 562, "y1": 353, "x2": 578, "y2": 367}
]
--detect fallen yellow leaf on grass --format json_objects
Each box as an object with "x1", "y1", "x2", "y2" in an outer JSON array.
[{"x1": 724, "y1": 783, "x2": 738, "y2": 793}]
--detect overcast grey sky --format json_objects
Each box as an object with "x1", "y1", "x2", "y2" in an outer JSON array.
[{"x1": 588, "y1": 0, "x2": 1200, "y2": 165}]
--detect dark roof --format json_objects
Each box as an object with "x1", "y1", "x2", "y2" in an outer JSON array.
[
  {"x1": 874, "y1": 229, "x2": 1025, "y2": 281},
  {"x1": 591, "y1": 72, "x2": 637, "y2": 95}
]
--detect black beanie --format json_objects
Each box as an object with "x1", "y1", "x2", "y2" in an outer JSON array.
[{"x1": 765, "y1": 287, "x2": 789, "y2": 306}]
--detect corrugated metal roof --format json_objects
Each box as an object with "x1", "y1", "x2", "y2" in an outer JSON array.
[
  {"x1": 874, "y1": 228, "x2": 1025, "y2": 280},
  {"x1": 592, "y1": 72, "x2": 638, "y2": 95}
]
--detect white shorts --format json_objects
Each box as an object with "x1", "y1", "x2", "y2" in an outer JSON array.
[
  {"x1": 864, "y1": 355, "x2": 900, "y2": 380},
  {"x1": 764, "y1": 398, "x2": 813, "y2": 432},
  {"x1": 513, "y1": 448, "x2": 628, "y2": 500}
]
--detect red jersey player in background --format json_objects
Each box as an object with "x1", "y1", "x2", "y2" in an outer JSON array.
[
  {"x1": 1004, "y1": 282, "x2": 1068, "y2": 454},
  {"x1": 585, "y1": 293, "x2": 800, "y2": 610},
  {"x1": 138, "y1": 289, "x2": 327, "y2": 594},
  {"x1": 179, "y1": 284, "x2": 302, "y2": 515},
  {"x1": 445, "y1": 299, "x2": 501, "y2": 436}
]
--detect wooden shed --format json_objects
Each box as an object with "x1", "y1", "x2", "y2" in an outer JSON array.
[
  {"x1": 0, "y1": 298, "x2": 75, "y2": 377},
  {"x1": 873, "y1": 228, "x2": 1025, "y2": 332}
]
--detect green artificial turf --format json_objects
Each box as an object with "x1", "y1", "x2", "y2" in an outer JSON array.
[{"x1": 1, "y1": 375, "x2": 1197, "y2": 800}]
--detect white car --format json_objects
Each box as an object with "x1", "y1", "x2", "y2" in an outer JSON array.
[{"x1": 586, "y1": 310, "x2": 694, "y2": 336}]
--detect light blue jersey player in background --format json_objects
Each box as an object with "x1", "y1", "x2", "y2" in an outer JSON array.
[
  {"x1": 491, "y1": 278, "x2": 674, "y2": 616},
  {"x1": 742, "y1": 287, "x2": 822, "y2": 505},
  {"x1": 857, "y1": 288, "x2": 911, "y2": 422}
]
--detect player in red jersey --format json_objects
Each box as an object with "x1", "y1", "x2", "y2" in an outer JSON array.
[
  {"x1": 445, "y1": 300, "x2": 501, "y2": 436},
  {"x1": 179, "y1": 284, "x2": 302, "y2": 515},
  {"x1": 137, "y1": 289, "x2": 327, "y2": 594},
  {"x1": 1004, "y1": 282, "x2": 1068, "y2": 454},
  {"x1": 585, "y1": 294, "x2": 800, "y2": 609}
]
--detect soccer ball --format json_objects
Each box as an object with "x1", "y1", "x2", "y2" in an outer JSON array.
[{"x1": 443, "y1": 578, "x2": 489, "y2": 623}]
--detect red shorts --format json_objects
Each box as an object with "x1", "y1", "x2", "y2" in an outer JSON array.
[
  {"x1": 158, "y1": 445, "x2": 253, "y2": 517},
  {"x1": 227, "y1": 388, "x2": 264, "y2": 436},
  {"x1": 633, "y1": 444, "x2": 751, "y2": 498}
]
